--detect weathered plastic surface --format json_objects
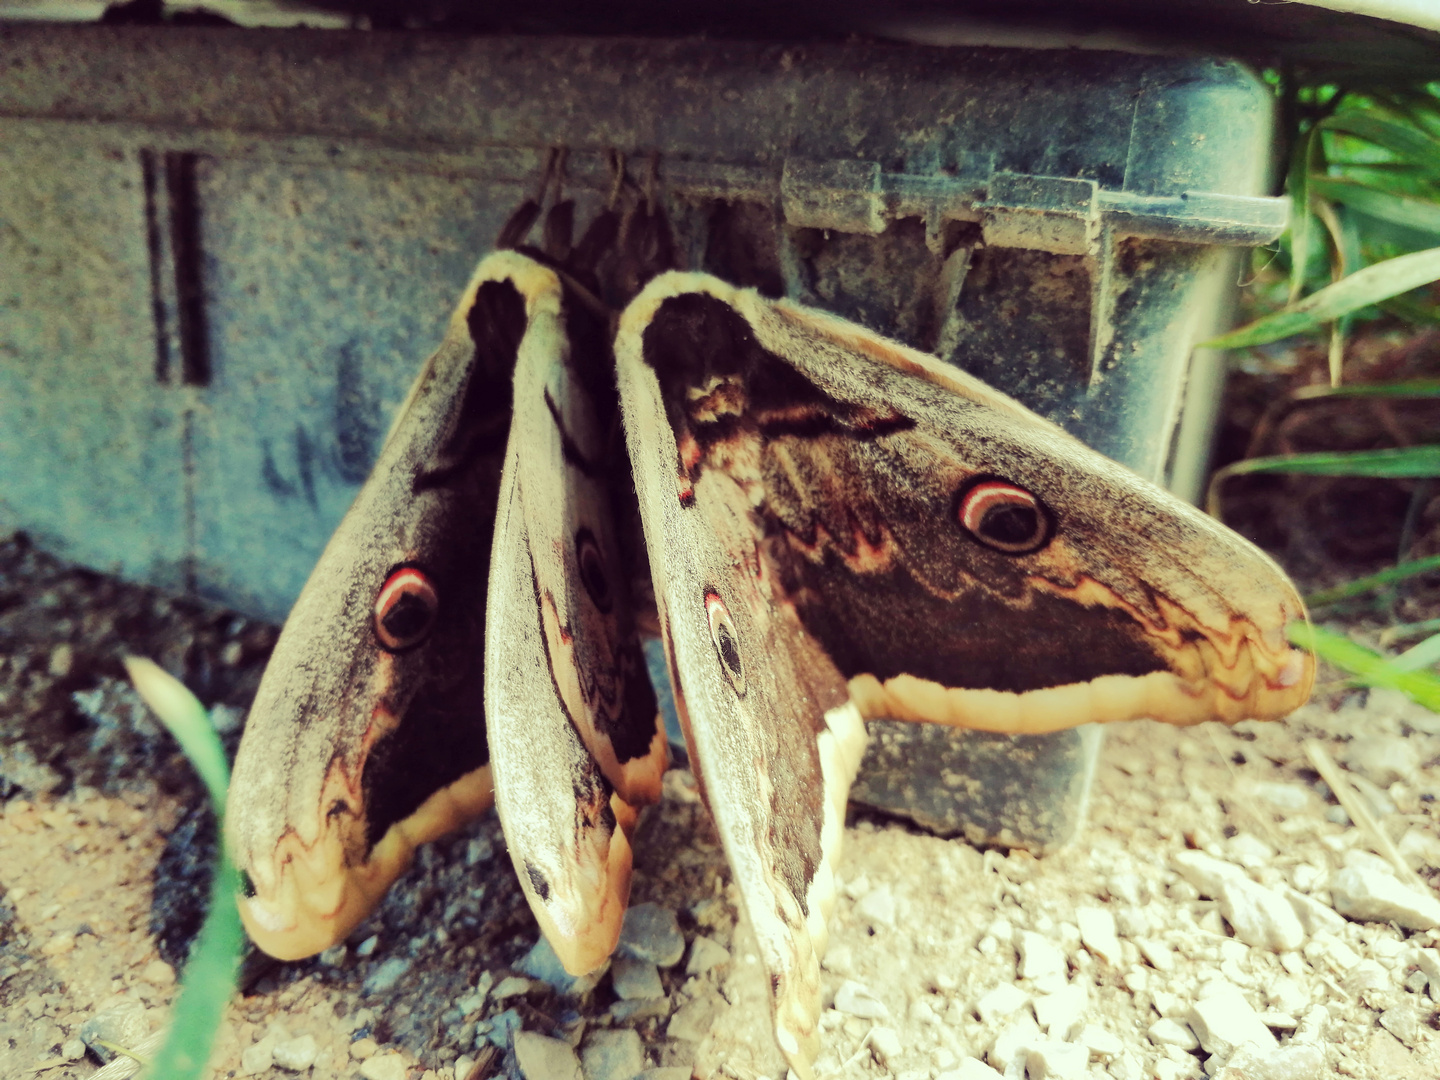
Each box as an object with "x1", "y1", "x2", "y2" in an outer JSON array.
[{"x1": 0, "y1": 26, "x2": 1280, "y2": 849}]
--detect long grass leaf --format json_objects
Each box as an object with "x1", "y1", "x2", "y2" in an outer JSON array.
[
  {"x1": 1308, "y1": 177, "x2": 1440, "y2": 240},
  {"x1": 124, "y1": 659, "x2": 242, "y2": 1080},
  {"x1": 1204, "y1": 245, "x2": 1440, "y2": 348},
  {"x1": 1209, "y1": 446, "x2": 1440, "y2": 518},
  {"x1": 1291, "y1": 379, "x2": 1440, "y2": 400},
  {"x1": 1390, "y1": 632, "x2": 1440, "y2": 672},
  {"x1": 1320, "y1": 112, "x2": 1440, "y2": 171},
  {"x1": 1288, "y1": 622, "x2": 1440, "y2": 712},
  {"x1": 1305, "y1": 553, "x2": 1440, "y2": 607}
]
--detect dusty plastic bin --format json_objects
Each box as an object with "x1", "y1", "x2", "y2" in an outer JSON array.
[{"x1": 0, "y1": 26, "x2": 1283, "y2": 849}]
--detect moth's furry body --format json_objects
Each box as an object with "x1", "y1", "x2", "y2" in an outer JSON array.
[{"x1": 229, "y1": 238, "x2": 1313, "y2": 1079}]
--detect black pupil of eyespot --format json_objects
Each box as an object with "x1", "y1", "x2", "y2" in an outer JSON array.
[
  {"x1": 981, "y1": 503, "x2": 1038, "y2": 545},
  {"x1": 717, "y1": 623, "x2": 741, "y2": 676},
  {"x1": 382, "y1": 589, "x2": 432, "y2": 641}
]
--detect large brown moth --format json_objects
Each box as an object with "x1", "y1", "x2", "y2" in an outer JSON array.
[{"x1": 226, "y1": 175, "x2": 1314, "y2": 1078}]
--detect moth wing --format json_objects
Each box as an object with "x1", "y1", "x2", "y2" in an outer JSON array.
[
  {"x1": 615, "y1": 282, "x2": 868, "y2": 1077},
  {"x1": 483, "y1": 250, "x2": 663, "y2": 975},
  {"x1": 225, "y1": 252, "x2": 519, "y2": 961},
  {"x1": 508, "y1": 258, "x2": 667, "y2": 807},
  {"x1": 487, "y1": 419, "x2": 635, "y2": 975}
]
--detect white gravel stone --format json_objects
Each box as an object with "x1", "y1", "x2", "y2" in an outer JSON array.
[
  {"x1": 1188, "y1": 989, "x2": 1278, "y2": 1058},
  {"x1": 359, "y1": 1053, "x2": 410, "y2": 1080},
  {"x1": 1216, "y1": 1041, "x2": 1327, "y2": 1080},
  {"x1": 1329, "y1": 865, "x2": 1440, "y2": 930},
  {"x1": 1225, "y1": 833, "x2": 1275, "y2": 870},
  {"x1": 1136, "y1": 938, "x2": 1175, "y2": 971},
  {"x1": 1306, "y1": 931, "x2": 1361, "y2": 972},
  {"x1": 975, "y1": 982, "x2": 1030, "y2": 1024},
  {"x1": 854, "y1": 883, "x2": 897, "y2": 929},
  {"x1": 1216, "y1": 876, "x2": 1306, "y2": 951},
  {"x1": 938, "y1": 1060, "x2": 1003, "y2": 1080},
  {"x1": 1076, "y1": 907, "x2": 1123, "y2": 966},
  {"x1": 1341, "y1": 734, "x2": 1419, "y2": 786},
  {"x1": 240, "y1": 1041, "x2": 273, "y2": 1076},
  {"x1": 1018, "y1": 931, "x2": 1068, "y2": 979},
  {"x1": 1173, "y1": 850, "x2": 1247, "y2": 896},
  {"x1": 1025, "y1": 1039, "x2": 1088, "y2": 1080},
  {"x1": 1078, "y1": 1024, "x2": 1124, "y2": 1060},
  {"x1": 834, "y1": 978, "x2": 890, "y2": 1019},
  {"x1": 1416, "y1": 947, "x2": 1440, "y2": 981},
  {"x1": 1147, "y1": 1018, "x2": 1199, "y2": 1051},
  {"x1": 273, "y1": 1035, "x2": 318, "y2": 1072},
  {"x1": 514, "y1": 1032, "x2": 582, "y2": 1080},
  {"x1": 1281, "y1": 886, "x2": 1346, "y2": 935},
  {"x1": 869, "y1": 1026, "x2": 903, "y2": 1065},
  {"x1": 987, "y1": 1015, "x2": 1041, "y2": 1073},
  {"x1": 684, "y1": 935, "x2": 730, "y2": 975},
  {"x1": 1033, "y1": 982, "x2": 1087, "y2": 1039},
  {"x1": 1250, "y1": 781, "x2": 1311, "y2": 812}
]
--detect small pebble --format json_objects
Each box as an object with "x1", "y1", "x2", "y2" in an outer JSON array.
[
  {"x1": 355, "y1": 935, "x2": 380, "y2": 957},
  {"x1": 140, "y1": 959, "x2": 175, "y2": 986},
  {"x1": 350, "y1": 1037, "x2": 379, "y2": 1060},
  {"x1": 1079, "y1": 1024, "x2": 1123, "y2": 1060},
  {"x1": 1077, "y1": 907, "x2": 1123, "y2": 966},
  {"x1": 869, "y1": 1026, "x2": 903, "y2": 1065},
  {"x1": 1136, "y1": 938, "x2": 1175, "y2": 972},
  {"x1": 618, "y1": 903, "x2": 685, "y2": 967},
  {"x1": 240, "y1": 1040, "x2": 274, "y2": 1075},
  {"x1": 685, "y1": 935, "x2": 730, "y2": 975},
  {"x1": 666, "y1": 992, "x2": 722, "y2": 1042},
  {"x1": 1025, "y1": 1039, "x2": 1087, "y2": 1080},
  {"x1": 975, "y1": 983, "x2": 1029, "y2": 1024},
  {"x1": 938, "y1": 1060, "x2": 1003, "y2": 1080},
  {"x1": 1147, "y1": 1018, "x2": 1199, "y2": 1051},
  {"x1": 1329, "y1": 865, "x2": 1440, "y2": 930},
  {"x1": 40, "y1": 933, "x2": 74, "y2": 956},
  {"x1": 581, "y1": 1028, "x2": 644, "y2": 1080},
  {"x1": 61, "y1": 1038, "x2": 85, "y2": 1062},
  {"x1": 359, "y1": 1052, "x2": 410, "y2": 1080},
  {"x1": 1342, "y1": 735, "x2": 1419, "y2": 787},
  {"x1": 855, "y1": 883, "x2": 897, "y2": 929},
  {"x1": 1218, "y1": 1041, "x2": 1326, "y2": 1080},
  {"x1": 1018, "y1": 932, "x2": 1067, "y2": 979},
  {"x1": 1216, "y1": 877, "x2": 1306, "y2": 951},
  {"x1": 491, "y1": 976, "x2": 535, "y2": 1001},
  {"x1": 834, "y1": 978, "x2": 889, "y2": 1019},
  {"x1": 1033, "y1": 983, "x2": 1086, "y2": 1039},
  {"x1": 79, "y1": 1002, "x2": 148, "y2": 1064},
  {"x1": 319, "y1": 944, "x2": 347, "y2": 967},
  {"x1": 1173, "y1": 850, "x2": 1246, "y2": 897},
  {"x1": 611, "y1": 954, "x2": 664, "y2": 1000},
  {"x1": 486, "y1": 1009, "x2": 523, "y2": 1049},
  {"x1": 1188, "y1": 989, "x2": 1278, "y2": 1058},
  {"x1": 1250, "y1": 781, "x2": 1310, "y2": 813},
  {"x1": 514, "y1": 1031, "x2": 582, "y2": 1080},
  {"x1": 521, "y1": 937, "x2": 602, "y2": 996},
  {"x1": 272, "y1": 1034, "x2": 317, "y2": 1071},
  {"x1": 362, "y1": 956, "x2": 412, "y2": 996},
  {"x1": 988, "y1": 1015, "x2": 1041, "y2": 1072}
]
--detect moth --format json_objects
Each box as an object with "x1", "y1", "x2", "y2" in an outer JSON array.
[{"x1": 226, "y1": 190, "x2": 1314, "y2": 1078}]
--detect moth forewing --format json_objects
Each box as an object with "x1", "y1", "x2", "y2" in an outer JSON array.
[
  {"x1": 615, "y1": 281, "x2": 866, "y2": 1078},
  {"x1": 226, "y1": 255, "x2": 518, "y2": 962},
  {"x1": 487, "y1": 431, "x2": 636, "y2": 975}
]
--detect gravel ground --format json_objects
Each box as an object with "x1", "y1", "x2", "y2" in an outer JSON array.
[{"x1": 3, "y1": 531, "x2": 1440, "y2": 1080}]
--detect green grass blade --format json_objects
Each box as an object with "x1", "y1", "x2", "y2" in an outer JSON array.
[
  {"x1": 1222, "y1": 445, "x2": 1440, "y2": 479},
  {"x1": 124, "y1": 658, "x2": 242, "y2": 1080},
  {"x1": 1308, "y1": 177, "x2": 1440, "y2": 240},
  {"x1": 1291, "y1": 379, "x2": 1440, "y2": 400},
  {"x1": 1390, "y1": 632, "x2": 1440, "y2": 673},
  {"x1": 1320, "y1": 112, "x2": 1440, "y2": 171},
  {"x1": 1305, "y1": 553, "x2": 1440, "y2": 606},
  {"x1": 1289, "y1": 623, "x2": 1440, "y2": 712},
  {"x1": 1204, "y1": 245, "x2": 1440, "y2": 349},
  {"x1": 125, "y1": 657, "x2": 230, "y2": 814}
]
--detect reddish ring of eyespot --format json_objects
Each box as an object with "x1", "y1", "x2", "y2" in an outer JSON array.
[
  {"x1": 373, "y1": 565, "x2": 439, "y2": 652},
  {"x1": 955, "y1": 477, "x2": 1053, "y2": 555},
  {"x1": 704, "y1": 589, "x2": 746, "y2": 696}
]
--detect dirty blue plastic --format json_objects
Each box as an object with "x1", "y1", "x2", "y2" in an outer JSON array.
[{"x1": 0, "y1": 26, "x2": 1280, "y2": 849}]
